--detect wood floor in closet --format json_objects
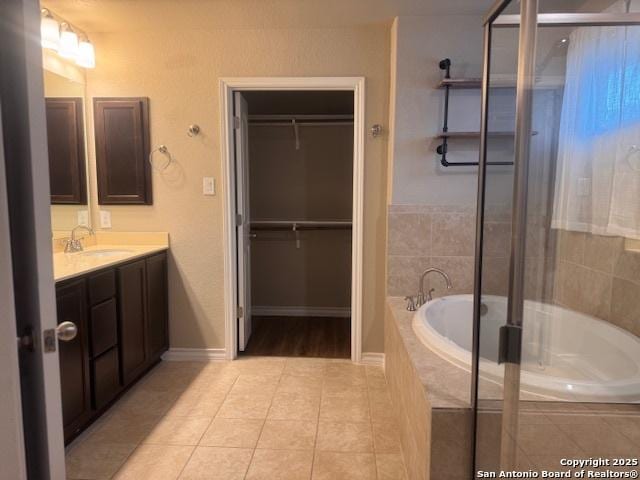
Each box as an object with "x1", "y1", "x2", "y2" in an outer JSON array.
[{"x1": 242, "y1": 316, "x2": 351, "y2": 358}]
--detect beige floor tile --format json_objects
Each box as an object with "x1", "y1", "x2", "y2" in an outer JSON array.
[
  {"x1": 283, "y1": 358, "x2": 328, "y2": 377},
  {"x1": 257, "y1": 419, "x2": 317, "y2": 450},
  {"x1": 85, "y1": 411, "x2": 161, "y2": 445},
  {"x1": 230, "y1": 374, "x2": 281, "y2": 395},
  {"x1": 376, "y1": 453, "x2": 408, "y2": 480},
  {"x1": 65, "y1": 441, "x2": 136, "y2": 480},
  {"x1": 319, "y1": 394, "x2": 370, "y2": 422},
  {"x1": 216, "y1": 392, "x2": 274, "y2": 419},
  {"x1": 112, "y1": 444, "x2": 194, "y2": 480},
  {"x1": 312, "y1": 451, "x2": 377, "y2": 480},
  {"x1": 373, "y1": 422, "x2": 402, "y2": 453},
  {"x1": 113, "y1": 386, "x2": 180, "y2": 417},
  {"x1": 199, "y1": 418, "x2": 264, "y2": 448},
  {"x1": 316, "y1": 421, "x2": 373, "y2": 453},
  {"x1": 178, "y1": 446, "x2": 253, "y2": 480},
  {"x1": 228, "y1": 357, "x2": 286, "y2": 376},
  {"x1": 143, "y1": 416, "x2": 212, "y2": 446},
  {"x1": 246, "y1": 449, "x2": 314, "y2": 480},
  {"x1": 278, "y1": 375, "x2": 323, "y2": 394},
  {"x1": 268, "y1": 390, "x2": 320, "y2": 420}
]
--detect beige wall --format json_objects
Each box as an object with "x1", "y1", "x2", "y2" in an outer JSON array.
[{"x1": 84, "y1": 24, "x2": 390, "y2": 351}]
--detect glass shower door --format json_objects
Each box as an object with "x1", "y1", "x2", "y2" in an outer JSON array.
[{"x1": 474, "y1": 0, "x2": 640, "y2": 476}]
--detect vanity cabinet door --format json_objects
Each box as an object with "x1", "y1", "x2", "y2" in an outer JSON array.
[
  {"x1": 117, "y1": 259, "x2": 148, "y2": 385},
  {"x1": 146, "y1": 252, "x2": 169, "y2": 361},
  {"x1": 56, "y1": 279, "x2": 92, "y2": 442},
  {"x1": 45, "y1": 98, "x2": 87, "y2": 204},
  {"x1": 94, "y1": 97, "x2": 151, "y2": 205}
]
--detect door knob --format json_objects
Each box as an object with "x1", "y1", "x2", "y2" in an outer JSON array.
[{"x1": 56, "y1": 321, "x2": 78, "y2": 342}]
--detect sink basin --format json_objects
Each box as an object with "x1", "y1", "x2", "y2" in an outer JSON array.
[{"x1": 77, "y1": 249, "x2": 134, "y2": 258}]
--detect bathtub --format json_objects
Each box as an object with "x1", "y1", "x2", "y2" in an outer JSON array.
[{"x1": 412, "y1": 294, "x2": 640, "y2": 402}]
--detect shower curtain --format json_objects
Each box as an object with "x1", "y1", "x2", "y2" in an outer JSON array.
[{"x1": 551, "y1": 23, "x2": 640, "y2": 239}]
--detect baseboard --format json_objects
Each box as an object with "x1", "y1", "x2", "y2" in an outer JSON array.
[
  {"x1": 252, "y1": 306, "x2": 351, "y2": 318},
  {"x1": 360, "y1": 352, "x2": 385, "y2": 367},
  {"x1": 162, "y1": 348, "x2": 227, "y2": 362}
]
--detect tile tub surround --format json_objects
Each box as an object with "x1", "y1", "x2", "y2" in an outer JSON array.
[
  {"x1": 65, "y1": 357, "x2": 408, "y2": 480},
  {"x1": 387, "y1": 205, "x2": 477, "y2": 299},
  {"x1": 553, "y1": 229, "x2": 640, "y2": 337},
  {"x1": 385, "y1": 297, "x2": 473, "y2": 480},
  {"x1": 387, "y1": 204, "x2": 557, "y2": 303}
]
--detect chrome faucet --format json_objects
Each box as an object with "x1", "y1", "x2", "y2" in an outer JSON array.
[
  {"x1": 416, "y1": 268, "x2": 453, "y2": 307},
  {"x1": 64, "y1": 225, "x2": 95, "y2": 253}
]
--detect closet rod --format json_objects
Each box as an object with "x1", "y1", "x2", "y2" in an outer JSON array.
[
  {"x1": 249, "y1": 121, "x2": 353, "y2": 127},
  {"x1": 250, "y1": 220, "x2": 352, "y2": 230}
]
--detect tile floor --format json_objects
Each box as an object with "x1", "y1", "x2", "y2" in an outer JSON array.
[{"x1": 65, "y1": 357, "x2": 408, "y2": 480}]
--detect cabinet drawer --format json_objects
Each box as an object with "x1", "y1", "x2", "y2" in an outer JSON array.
[
  {"x1": 88, "y1": 269, "x2": 116, "y2": 305},
  {"x1": 92, "y1": 347, "x2": 121, "y2": 410},
  {"x1": 90, "y1": 298, "x2": 118, "y2": 357}
]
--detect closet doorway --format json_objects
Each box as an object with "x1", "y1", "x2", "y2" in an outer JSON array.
[{"x1": 220, "y1": 78, "x2": 365, "y2": 362}]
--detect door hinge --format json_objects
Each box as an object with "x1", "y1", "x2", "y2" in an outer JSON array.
[
  {"x1": 43, "y1": 329, "x2": 57, "y2": 353},
  {"x1": 237, "y1": 306, "x2": 244, "y2": 318},
  {"x1": 233, "y1": 116, "x2": 241, "y2": 129},
  {"x1": 236, "y1": 214, "x2": 243, "y2": 226}
]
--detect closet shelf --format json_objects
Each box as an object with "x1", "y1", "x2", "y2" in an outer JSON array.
[{"x1": 250, "y1": 220, "x2": 352, "y2": 231}]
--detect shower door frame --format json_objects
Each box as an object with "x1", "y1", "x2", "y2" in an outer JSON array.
[{"x1": 471, "y1": 0, "x2": 640, "y2": 474}]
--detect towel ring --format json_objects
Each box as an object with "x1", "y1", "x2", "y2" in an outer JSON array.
[{"x1": 149, "y1": 145, "x2": 173, "y2": 171}]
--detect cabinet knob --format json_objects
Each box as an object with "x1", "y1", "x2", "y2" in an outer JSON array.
[{"x1": 56, "y1": 321, "x2": 78, "y2": 342}]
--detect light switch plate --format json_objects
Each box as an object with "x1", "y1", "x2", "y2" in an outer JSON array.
[
  {"x1": 100, "y1": 210, "x2": 112, "y2": 228},
  {"x1": 77, "y1": 210, "x2": 89, "y2": 226},
  {"x1": 203, "y1": 177, "x2": 216, "y2": 195}
]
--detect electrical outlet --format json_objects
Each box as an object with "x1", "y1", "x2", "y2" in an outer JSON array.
[
  {"x1": 100, "y1": 210, "x2": 112, "y2": 228},
  {"x1": 203, "y1": 177, "x2": 216, "y2": 195},
  {"x1": 77, "y1": 210, "x2": 89, "y2": 226}
]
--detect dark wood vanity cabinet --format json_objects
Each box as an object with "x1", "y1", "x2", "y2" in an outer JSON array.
[
  {"x1": 56, "y1": 279, "x2": 92, "y2": 442},
  {"x1": 56, "y1": 251, "x2": 168, "y2": 444},
  {"x1": 45, "y1": 98, "x2": 87, "y2": 205},
  {"x1": 94, "y1": 97, "x2": 152, "y2": 205},
  {"x1": 118, "y1": 259, "x2": 149, "y2": 385}
]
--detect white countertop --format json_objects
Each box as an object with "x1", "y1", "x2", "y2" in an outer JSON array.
[{"x1": 53, "y1": 232, "x2": 169, "y2": 282}]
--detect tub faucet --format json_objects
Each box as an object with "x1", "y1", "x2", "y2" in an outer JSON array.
[
  {"x1": 416, "y1": 268, "x2": 453, "y2": 307},
  {"x1": 64, "y1": 225, "x2": 95, "y2": 253}
]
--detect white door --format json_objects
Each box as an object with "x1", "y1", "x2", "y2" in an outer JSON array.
[
  {"x1": 0, "y1": 0, "x2": 66, "y2": 477},
  {"x1": 234, "y1": 92, "x2": 252, "y2": 350}
]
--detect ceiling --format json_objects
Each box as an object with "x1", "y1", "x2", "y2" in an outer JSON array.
[{"x1": 43, "y1": 0, "x2": 497, "y2": 32}]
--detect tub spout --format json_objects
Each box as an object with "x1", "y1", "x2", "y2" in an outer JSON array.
[{"x1": 416, "y1": 268, "x2": 453, "y2": 307}]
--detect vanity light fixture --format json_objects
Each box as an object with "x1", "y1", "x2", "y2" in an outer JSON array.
[
  {"x1": 40, "y1": 8, "x2": 60, "y2": 50},
  {"x1": 58, "y1": 23, "x2": 79, "y2": 59},
  {"x1": 76, "y1": 36, "x2": 96, "y2": 69}
]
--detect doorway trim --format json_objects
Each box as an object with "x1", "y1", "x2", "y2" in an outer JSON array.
[{"x1": 219, "y1": 77, "x2": 365, "y2": 362}]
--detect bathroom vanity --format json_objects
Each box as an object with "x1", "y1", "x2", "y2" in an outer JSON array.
[{"x1": 54, "y1": 245, "x2": 168, "y2": 443}]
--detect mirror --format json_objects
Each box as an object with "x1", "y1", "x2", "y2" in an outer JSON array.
[{"x1": 44, "y1": 68, "x2": 91, "y2": 236}]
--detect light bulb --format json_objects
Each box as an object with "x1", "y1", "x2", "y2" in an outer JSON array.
[
  {"x1": 76, "y1": 39, "x2": 95, "y2": 68},
  {"x1": 40, "y1": 9, "x2": 59, "y2": 50},
  {"x1": 58, "y1": 23, "x2": 78, "y2": 59}
]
